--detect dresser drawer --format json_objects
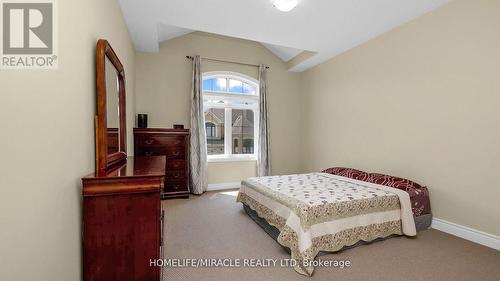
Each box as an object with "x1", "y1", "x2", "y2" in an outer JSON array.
[
  {"x1": 135, "y1": 146, "x2": 167, "y2": 156},
  {"x1": 166, "y1": 170, "x2": 185, "y2": 180},
  {"x1": 164, "y1": 179, "x2": 188, "y2": 192},
  {"x1": 166, "y1": 160, "x2": 186, "y2": 170},
  {"x1": 136, "y1": 134, "x2": 185, "y2": 147},
  {"x1": 135, "y1": 145, "x2": 185, "y2": 156},
  {"x1": 166, "y1": 147, "x2": 185, "y2": 159}
]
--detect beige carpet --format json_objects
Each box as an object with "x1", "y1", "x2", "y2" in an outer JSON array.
[{"x1": 162, "y1": 190, "x2": 500, "y2": 281}]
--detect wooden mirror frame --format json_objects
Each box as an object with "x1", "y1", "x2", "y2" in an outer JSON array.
[{"x1": 95, "y1": 39, "x2": 127, "y2": 173}]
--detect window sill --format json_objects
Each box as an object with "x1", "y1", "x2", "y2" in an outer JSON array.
[{"x1": 207, "y1": 156, "x2": 257, "y2": 163}]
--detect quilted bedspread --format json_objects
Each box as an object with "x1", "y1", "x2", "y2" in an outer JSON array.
[{"x1": 237, "y1": 173, "x2": 416, "y2": 276}]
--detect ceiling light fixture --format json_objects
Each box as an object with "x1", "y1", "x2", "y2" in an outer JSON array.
[{"x1": 273, "y1": 0, "x2": 299, "y2": 12}]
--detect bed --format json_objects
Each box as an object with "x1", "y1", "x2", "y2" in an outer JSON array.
[{"x1": 237, "y1": 168, "x2": 432, "y2": 276}]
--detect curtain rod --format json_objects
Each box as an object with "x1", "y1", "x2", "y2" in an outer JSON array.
[{"x1": 186, "y1": 56, "x2": 269, "y2": 69}]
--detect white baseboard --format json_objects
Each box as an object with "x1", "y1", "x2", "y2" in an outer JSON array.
[
  {"x1": 431, "y1": 218, "x2": 500, "y2": 250},
  {"x1": 207, "y1": 182, "x2": 241, "y2": 191}
]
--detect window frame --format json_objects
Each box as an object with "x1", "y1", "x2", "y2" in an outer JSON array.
[{"x1": 202, "y1": 71, "x2": 259, "y2": 162}]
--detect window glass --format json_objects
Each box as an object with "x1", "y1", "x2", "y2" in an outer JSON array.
[
  {"x1": 205, "y1": 122, "x2": 216, "y2": 137},
  {"x1": 202, "y1": 79, "x2": 214, "y2": 91},
  {"x1": 233, "y1": 139, "x2": 239, "y2": 154},
  {"x1": 213, "y1": 78, "x2": 227, "y2": 92},
  {"x1": 203, "y1": 77, "x2": 256, "y2": 95},
  {"x1": 242, "y1": 83, "x2": 256, "y2": 94},
  {"x1": 204, "y1": 108, "x2": 225, "y2": 155},
  {"x1": 203, "y1": 74, "x2": 258, "y2": 159},
  {"x1": 242, "y1": 139, "x2": 254, "y2": 154},
  {"x1": 231, "y1": 109, "x2": 254, "y2": 154},
  {"x1": 229, "y1": 79, "x2": 243, "y2": 93}
]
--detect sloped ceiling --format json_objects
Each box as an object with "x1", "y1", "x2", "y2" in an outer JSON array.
[
  {"x1": 155, "y1": 24, "x2": 303, "y2": 63},
  {"x1": 119, "y1": 0, "x2": 449, "y2": 72},
  {"x1": 260, "y1": 43, "x2": 303, "y2": 62}
]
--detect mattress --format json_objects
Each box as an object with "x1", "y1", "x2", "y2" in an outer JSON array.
[{"x1": 237, "y1": 173, "x2": 417, "y2": 276}]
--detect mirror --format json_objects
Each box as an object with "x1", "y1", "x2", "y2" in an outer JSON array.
[
  {"x1": 95, "y1": 39, "x2": 127, "y2": 173},
  {"x1": 105, "y1": 57, "x2": 120, "y2": 155}
]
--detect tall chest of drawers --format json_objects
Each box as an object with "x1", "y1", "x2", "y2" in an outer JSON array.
[{"x1": 134, "y1": 128, "x2": 190, "y2": 199}]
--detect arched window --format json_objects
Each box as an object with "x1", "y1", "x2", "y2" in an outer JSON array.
[
  {"x1": 205, "y1": 122, "x2": 216, "y2": 137},
  {"x1": 233, "y1": 138, "x2": 239, "y2": 154},
  {"x1": 202, "y1": 72, "x2": 259, "y2": 160}
]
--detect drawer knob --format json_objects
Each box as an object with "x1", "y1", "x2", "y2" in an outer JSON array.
[
  {"x1": 173, "y1": 186, "x2": 179, "y2": 190},
  {"x1": 145, "y1": 151, "x2": 153, "y2": 156},
  {"x1": 145, "y1": 139, "x2": 154, "y2": 145}
]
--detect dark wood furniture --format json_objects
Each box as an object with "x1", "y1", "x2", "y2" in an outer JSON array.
[
  {"x1": 134, "y1": 128, "x2": 190, "y2": 199},
  {"x1": 95, "y1": 39, "x2": 127, "y2": 173},
  {"x1": 106, "y1": 128, "x2": 119, "y2": 153},
  {"x1": 82, "y1": 156, "x2": 165, "y2": 281},
  {"x1": 82, "y1": 40, "x2": 164, "y2": 281}
]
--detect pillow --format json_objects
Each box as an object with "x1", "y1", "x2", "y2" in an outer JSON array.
[
  {"x1": 366, "y1": 173, "x2": 424, "y2": 191},
  {"x1": 322, "y1": 168, "x2": 431, "y2": 215},
  {"x1": 322, "y1": 167, "x2": 369, "y2": 181}
]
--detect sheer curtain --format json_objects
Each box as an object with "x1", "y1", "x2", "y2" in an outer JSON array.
[
  {"x1": 189, "y1": 55, "x2": 208, "y2": 194},
  {"x1": 257, "y1": 64, "x2": 271, "y2": 177}
]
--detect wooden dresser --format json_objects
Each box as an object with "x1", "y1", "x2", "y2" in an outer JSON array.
[
  {"x1": 134, "y1": 128, "x2": 190, "y2": 199},
  {"x1": 82, "y1": 156, "x2": 165, "y2": 281}
]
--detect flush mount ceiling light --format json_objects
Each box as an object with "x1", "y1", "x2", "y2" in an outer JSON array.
[{"x1": 273, "y1": 0, "x2": 299, "y2": 12}]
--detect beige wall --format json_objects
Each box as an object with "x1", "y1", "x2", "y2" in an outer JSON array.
[
  {"x1": 208, "y1": 161, "x2": 257, "y2": 184},
  {"x1": 0, "y1": 0, "x2": 136, "y2": 280},
  {"x1": 136, "y1": 32, "x2": 303, "y2": 183},
  {"x1": 301, "y1": 0, "x2": 500, "y2": 235}
]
